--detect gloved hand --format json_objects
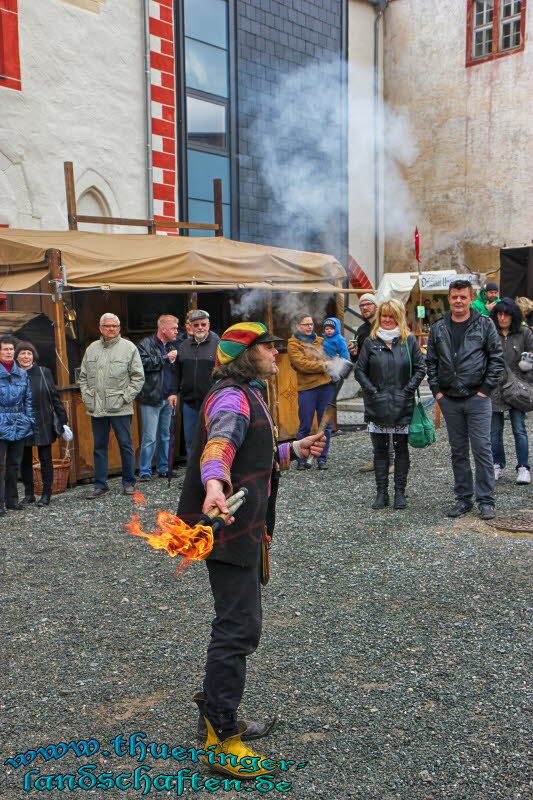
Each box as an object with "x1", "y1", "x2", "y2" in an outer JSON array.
[{"x1": 62, "y1": 424, "x2": 74, "y2": 441}]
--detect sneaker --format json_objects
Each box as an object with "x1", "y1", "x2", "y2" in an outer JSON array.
[
  {"x1": 123, "y1": 485, "x2": 135, "y2": 495},
  {"x1": 479, "y1": 504, "x2": 496, "y2": 520},
  {"x1": 296, "y1": 462, "x2": 306, "y2": 471},
  {"x1": 516, "y1": 466, "x2": 531, "y2": 485},
  {"x1": 494, "y1": 464, "x2": 504, "y2": 481},
  {"x1": 358, "y1": 461, "x2": 374, "y2": 473},
  {"x1": 139, "y1": 474, "x2": 152, "y2": 482},
  {"x1": 317, "y1": 461, "x2": 328, "y2": 470}
]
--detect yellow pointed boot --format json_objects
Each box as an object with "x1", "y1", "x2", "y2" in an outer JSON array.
[{"x1": 202, "y1": 718, "x2": 278, "y2": 779}]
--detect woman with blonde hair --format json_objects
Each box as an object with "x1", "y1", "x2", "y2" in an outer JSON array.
[
  {"x1": 355, "y1": 299, "x2": 425, "y2": 509},
  {"x1": 515, "y1": 296, "x2": 533, "y2": 328}
]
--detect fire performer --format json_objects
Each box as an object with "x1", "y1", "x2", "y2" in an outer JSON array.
[{"x1": 177, "y1": 321, "x2": 325, "y2": 777}]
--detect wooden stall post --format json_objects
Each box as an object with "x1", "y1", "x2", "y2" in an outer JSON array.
[
  {"x1": 48, "y1": 249, "x2": 70, "y2": 387},
  {"x1": 64, "y1": 162, "x2": 78, "y2": 231},
  {"x1": 47, "y1": 248, "x2": 76, "y2": 481},
  {"x1": 213, "y1": 179, "x2": 223, "y2": 237}
]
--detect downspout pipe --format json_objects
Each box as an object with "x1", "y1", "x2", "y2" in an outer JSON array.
[
  {"x1": 365, "y1": 0, "x2": 391, "y2": 284},
  {"x1": 142, "y1": 0, "x2": 154, "y2": 219}
]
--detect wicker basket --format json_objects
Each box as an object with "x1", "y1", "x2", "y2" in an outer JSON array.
[{"x1": 33, "y1": 458, "x2": 71, "y2": 495}]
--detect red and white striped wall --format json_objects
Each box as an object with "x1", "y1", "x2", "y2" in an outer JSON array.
[
  {"x1": 148, "y1": 0, "x2": 178, "y2": 225},
  {"x1": 0, "y1": 0, "x2": 21, "y2": 91}
]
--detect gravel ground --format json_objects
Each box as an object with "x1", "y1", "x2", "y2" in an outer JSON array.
[{"x1": 2, "y1": 417, "x2": 532, "y2": 800}]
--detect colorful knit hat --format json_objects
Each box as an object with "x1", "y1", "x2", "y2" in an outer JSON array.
[{"x1": 215, "y1": 322, "x2": 283, "y2": 366}]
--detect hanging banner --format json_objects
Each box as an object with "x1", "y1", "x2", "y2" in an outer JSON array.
[{"x1": 419, "y1": 271, "x2": 481, "y2": 292}]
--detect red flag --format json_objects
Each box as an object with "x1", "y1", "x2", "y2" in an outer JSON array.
[{"x1": 414, "y1": 227, "x2": 420, "y2": 262}]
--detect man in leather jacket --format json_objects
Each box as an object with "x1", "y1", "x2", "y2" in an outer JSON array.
[
  {"x1": 426, "y1": 280, "x2": 504, "y2": 520},
  {"x1": 177, "y1": 310, "x2": 219, "y2": 454},
  {"x1": 137, "y1": 315, "x2": 179, "y2": 480}
]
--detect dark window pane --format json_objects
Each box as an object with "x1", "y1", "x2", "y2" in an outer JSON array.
[
  {"x1": 184, "y1": 0, "x2": 228, "y2": 50},
  {"x1": 185, "y1": 38, "x2": 228, "y2": 97},
  {"x1": 502, "y1": 1, "x2": 512, "y2": 17},
  {"x1": 187, "y1": 96, "x2": 227, "y2": 150},
  {"x1": 188, "y1": 150, "x2": 230, "y2": 203},
  {"x1": 188, "y1": 199, "x2": 231, "y2": 237}
]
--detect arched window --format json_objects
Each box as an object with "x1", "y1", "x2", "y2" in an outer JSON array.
[{"x1": 77, "y1": 187, "x2": 111, "y2": 233}]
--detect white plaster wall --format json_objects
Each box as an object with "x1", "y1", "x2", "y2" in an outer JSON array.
[
  {"x1": 0, "y1": 0, "x2": 148, "y2": 231},
  {"x1": 348, "y1": 0, "x2": 379, "y2": 289},
  {"x1": 382, "y1": 0, "x2": 533, "y2": 274}
]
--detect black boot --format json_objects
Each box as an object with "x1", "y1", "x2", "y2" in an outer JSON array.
[
  {"x1": 21, "y1": 494, "x2": 36, "y2": 505},
  {"x1": 393, "y1": 435, "x2": 409, "y2": 510},
  {"x1": 0, "y1": 504, "x2": 6, "y2": 516},
  {"x1": 371, "y1": 456, "x2": 390, "y2": 508},
  {"x1": 37, "y1": 492, "x2": 52, "y2": 507}
]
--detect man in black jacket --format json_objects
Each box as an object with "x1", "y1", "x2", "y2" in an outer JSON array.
[
  {"x1": 137, "y1": 315, "x2": 178, "y2": 480},
  {"x1": 426, "y1": 280, "x2": 504, "y2": 520},
  {"x1": 177, "y1": 309, "x2": 219, "y2": 453},
  {"x1": 348, "y1": 293, "x2": 377, "y2": 364}
]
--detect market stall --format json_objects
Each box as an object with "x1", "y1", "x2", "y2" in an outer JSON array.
[{"x1": 0, "y1": 229, "x2": 346, "y2": 481}]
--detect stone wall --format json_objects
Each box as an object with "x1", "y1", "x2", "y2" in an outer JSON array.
[
  {"x1": 0, "y1": 1, "x2": 148, "y2": 229},
  {"x1": 382, "y1": 0, "x2": 532, "y2": 276}
]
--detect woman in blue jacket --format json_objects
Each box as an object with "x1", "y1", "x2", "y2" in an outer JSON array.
[{"x1": 0, "y1": 336, "x2": 34, "y2": 515}]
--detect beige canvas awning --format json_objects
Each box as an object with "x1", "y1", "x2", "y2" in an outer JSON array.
[{"x1": 0, "y1": 229, "x2": 345, "y2": 293}]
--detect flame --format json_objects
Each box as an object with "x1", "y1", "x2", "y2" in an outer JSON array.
[
  {"x1": 126, "y1": 511, "x2": 214, "y2": 566},
  {"x1": 133, "y1": 490, "x2": 146, "y2": 504}
]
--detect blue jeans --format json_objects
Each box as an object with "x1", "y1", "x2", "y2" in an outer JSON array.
[
  {"x1": 91, "y1": 415, "x2": 135, "y2": 489},
  {"x1": 491, "y1": 409, "x2": 529, "y2": 470},
  {"x1": 182, "y1": 401, "x2": 200, "y2": 455},
  {"x1": 296, "y1": 382, "x2": 334, "y2": 463},
  {"x1": 139, "y1": 400, "x2": 172, "y2": 476}
]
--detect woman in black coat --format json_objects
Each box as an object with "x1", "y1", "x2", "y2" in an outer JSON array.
[
  {"x1": 355, "y1": 299, "x2": 426, "y2": 510},
  {"x1": 15, "y1": 341, "x2": 68, "y2": 507}
]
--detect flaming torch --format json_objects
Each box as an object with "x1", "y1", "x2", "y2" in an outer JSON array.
[{"x1": 126, "y1": 489, "x2": 248, "y2": 570}]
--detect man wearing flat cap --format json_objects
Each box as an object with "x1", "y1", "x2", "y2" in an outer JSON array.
[
  {"x1": 177, "y1": 322, "x2": 325, "y2": 777},
  {"x1": 176, "y1": 309, "x2": 219, "y2": 453}
]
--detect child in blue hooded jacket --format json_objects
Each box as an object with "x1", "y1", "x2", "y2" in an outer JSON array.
[{"x1": 322, "y1": 317, "x2": 350, "y2": 360}]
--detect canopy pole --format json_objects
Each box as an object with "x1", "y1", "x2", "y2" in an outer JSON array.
[
  {"x1": 48, "y1": 248, "x2": 70, "y2": 387},
  {"x1": 188, "y1": 278, "x2": 198, "y2": 312},
  {"x1": 335, "y1": 279, "x2": 345, "y2": 332},
  {"x1": 213, "y1": 179, "x2": 223, "y2": 237},
  {"x1": 64, "y1": 162, "x2": 78, "y2": 231},
  {"x1": 264, "y1": 293, "x2": 280, "y2": 432}
]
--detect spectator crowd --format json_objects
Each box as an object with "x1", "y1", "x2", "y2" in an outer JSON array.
[{"x1": 0, "y1": 280, "x2": 531, "y2": 519}]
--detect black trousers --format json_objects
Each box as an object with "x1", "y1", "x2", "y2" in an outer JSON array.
[
  {"x1": 203, "y1": 556, "x2": 262, "y2": 736},
  {"x1": 20, "y1": 444, "x2": 53, "y2": 496},
  {"x1": 0, "y1": 439, "x2": 25, "y2": 507}
]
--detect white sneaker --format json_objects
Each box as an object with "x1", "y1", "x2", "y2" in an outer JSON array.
[
  {"x1": 516, "y1": 467, "x2": 531, "y2": 485},
  {"x1": 493, "y1": 464, "x2": 504, "y2": 481}
]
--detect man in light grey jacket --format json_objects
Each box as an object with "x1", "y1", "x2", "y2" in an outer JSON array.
[{"x1": 79, "y1": 313, "x2": 144, "y2": 498}]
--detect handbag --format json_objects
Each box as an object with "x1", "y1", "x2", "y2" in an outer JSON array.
[
  {"x1": 405, "y1": 341, "x2": 436, "y2": 448},
  {"x1": 501, "y1": 366, "x2": 533, "y2": 412},
  {"x1": 40, "y1": 367, "x2": 65, "y2": 437}
]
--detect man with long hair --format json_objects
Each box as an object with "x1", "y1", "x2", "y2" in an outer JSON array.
[{"x1": 177, "y1": 321, "x2": 325, "y2": 778}]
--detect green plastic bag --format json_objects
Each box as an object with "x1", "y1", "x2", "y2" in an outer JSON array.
[
  {"x1": 408, "y1": 391, "x2": 436, "y2": 448},
  {"x1": 404, "y1": 341, "x2": 436, "y2": 448}
]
